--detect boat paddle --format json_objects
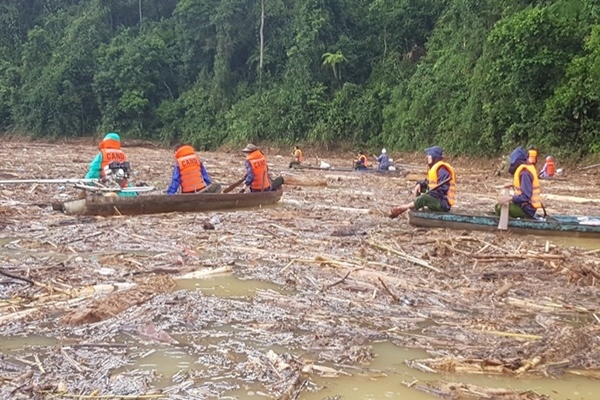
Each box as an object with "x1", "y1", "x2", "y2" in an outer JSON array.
[
  {"x1": 222, "y1": 177, "x2": 246, "y2": 194},
  {"x1": 411, "y1": 177, "x2": 452, "y2": 197},
  {"x1": 498, "y1": 188, "x2": 510, "y2": 230}
]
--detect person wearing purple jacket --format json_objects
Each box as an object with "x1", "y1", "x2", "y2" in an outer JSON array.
[
  {"x1": 390, "y1": 146, "x2": 456, "y2": 218},
  {"x1": 496, "y1": 146, "x2": 542, "y2": 219}
]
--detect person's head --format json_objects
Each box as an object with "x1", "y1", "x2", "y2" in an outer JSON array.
[
  {"x1": 424, "y1": 146, "x2": 443, "y2": 167},
  {"x1": 295, "y1": 145, "x2": 299, "y2": 150},
  {"x1": 528, "y1": 147, "x2": 538, "y2": 164},
  {"x1": 242, "y1": 143, "x2": 259, "y2": 154},
  {"x1": 99, "y1": 132, "x2": 121, "y2": 149},
  {"x1": 104, "y1": 132, "x2": 120, "y2": 142},
  {"x1": 508, "y1": 146, "x2": 528, "y2": 174},
  {"x1": 381, "y1": 148, "x2": 386, "y2": 154},
  {"x1": 173, "y1": 143, "x2": 185, "y2": 152}
]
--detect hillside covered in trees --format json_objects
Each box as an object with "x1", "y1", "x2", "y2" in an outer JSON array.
[{"x1": 1, "y1": 0, "x2": 600, "y2": 155}]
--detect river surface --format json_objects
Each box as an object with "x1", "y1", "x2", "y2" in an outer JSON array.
[{"x1": 3, "y1": 273, "x2": 599, "y2": 399}]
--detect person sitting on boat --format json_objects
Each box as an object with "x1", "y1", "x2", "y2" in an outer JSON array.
[
  {"x1": 496, "y1": 146, "x2": 542, "y2": 219},
  {"x1": 240, "y1": 144, "x2": 284, "y2": 193},
  {"x1": 289, "y1": 146, "x2": 304, "y2": 168},
  {"x1": 390, "y1": 146, "x2": 456, "y2": 219},
  {"x1": 539, "y1": 156, "x2": 555, "y2": 179},
  {"x1": 354, "y1": 151, "x2": 369, "y2": 170},
  {"x1": 84, "y1": 132, "x2": 136, "y2": 197},
  {"x1": 166, "y1": 144, "x2": 220, "y2": 194},
  {"x1": 373, "y1": 148, "x2": 390, "y2": 171}
]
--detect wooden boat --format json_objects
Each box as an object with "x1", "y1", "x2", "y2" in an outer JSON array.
[
  {"x1": 290, "y1": 163, "x2": 406, "y2": 176},
  {"x1": 57, "y1": 190, "x2": 283, "y2": 216},
  {"x1": 408, "y1": 211, "x2": 600, "y2": 238}
]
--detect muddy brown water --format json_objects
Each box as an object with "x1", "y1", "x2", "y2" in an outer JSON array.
[
  {"x1": 2, "y1": 275, "x2": 599, "y2": 399},
  {"x1": 538, "y1": 235, "x2": 600, "y2": 251}
]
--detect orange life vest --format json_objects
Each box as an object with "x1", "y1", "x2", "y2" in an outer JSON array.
[
  {"x1": 514, "y1": 164, "x2": 542, "y2": 209},
  {"x1": 427, "y1": 161, "x2": 456, "y2": 206},
  {"x1": 247, "y1": 150, "x2": 269, "y2": 191},
  {"x1": 356, "y1": 154, "x2": 368, "y2": 167},
  {"x1": 99, "y1": 139, "x2": 128, "y2": 187},
  {"x1": 545, "y1": 158, "x2": 555, "y2": 177},
  {"x1": 175, "y1": 145, "x2": 206, "y2": 193}
]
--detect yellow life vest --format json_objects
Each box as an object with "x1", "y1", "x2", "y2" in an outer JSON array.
[
  {"x1": 513, "y1": 164, "x2": 542, "y2": 209},
  {"x1": 427, "y1": 161, "x2": 456, "y2": 206}
]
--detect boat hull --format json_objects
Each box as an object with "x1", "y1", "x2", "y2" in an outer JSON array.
[
  {"x1": 59, "y1": 190, "x2": 283, "y2": 216},
  {"x1": 408, "y1": 211, "x2": 600, "y2": 238},
  {"x1": 290, "y1": 163, "x2": 406, "y2": 176}
]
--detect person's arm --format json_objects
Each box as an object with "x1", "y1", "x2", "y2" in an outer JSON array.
[
  {"x1": 84, "y1": 153, "x2": 102, "y2": 180},
  {"x1": 243, "y1": 161, "x2": 254, "y2": 187},
  {"x1": 200, "y1": 164, "x2": 212, "y2": 185},
  {"x1": 512, "y1": 172, "x2": 533, "y2": 204},
  {"x1": 166, "y1": 165, "x2": 181, "y2": 195}
]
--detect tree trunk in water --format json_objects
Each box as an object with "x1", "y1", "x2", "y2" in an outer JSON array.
[
  {"x1": 139, "y1": 0, "x2": 143, "y2": 30},
  {"x1": 259, "y1": 0, "x2": 265, "y2": 80}
]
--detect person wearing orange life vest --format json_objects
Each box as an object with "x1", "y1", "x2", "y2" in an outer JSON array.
[
  {"x1": 354, "y1": 151, "x2": 369, "y2": 170},
  {"x1": 496, "y1": 146, "x2": 542, "y2": 219},
  {"x1": 239, "y1": 144, "x2": 284, "y2": 193},
  {"x1": 539, "y1": 156, "x2": 555, "y2": 179},
  {"x1": 166, "y1": 144, "x2": 220, "y2": 194},
  {"x1": 84, "y1": 133, "x2": 136, "y2": 197},
  {"x1": 390, "y1": 146, "x2": 456, "y2": 218}
]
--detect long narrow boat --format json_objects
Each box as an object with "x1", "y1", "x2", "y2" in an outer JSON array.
[
  {"x1": 57, "y1": 190, "x2": 283, "y2": 216},
  {"x1": 290, "y1": 163, "x2": 406, "y2": 176},
  {"x1": 408, "y1": 211, "x2": 600, "y2": 238}
]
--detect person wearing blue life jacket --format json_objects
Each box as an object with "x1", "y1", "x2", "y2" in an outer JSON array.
[
  {"x1": 84, "y1": 133, "x2": 136, "y2": 196},
  {"x1": 390, "y1": 146, "x2": 456, "y2": 218},
  {"x1": 496, "y1": 146, "x2": 542, "y2": 219}
]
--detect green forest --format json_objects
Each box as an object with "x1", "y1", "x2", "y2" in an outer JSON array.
[{"x1": 1, "y1": 0, "x2": 600, "y2": 155}]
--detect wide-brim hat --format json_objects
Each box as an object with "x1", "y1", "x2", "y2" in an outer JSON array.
[{"x1": 242, "y1": 143, "x2": 259, "y2": 153}]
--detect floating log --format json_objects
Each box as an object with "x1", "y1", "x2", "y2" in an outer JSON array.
[
  {"x1": 282, "y1": 176, "x2": 327, "y2": 187},
  {"x1": 541, "y1": 193, "x2": 600, "y2": 204}
]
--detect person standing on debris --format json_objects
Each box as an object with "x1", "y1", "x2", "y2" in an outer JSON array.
[
  {"x1": 240, "y1": 144, "x2": 284, "y2": 193},
  {"x1": 354, "y1": 151, "x2": 369, "y2": 170},
  {"x1": 167, "y1": 144, "x2": 220, "y2": 194},
  {"x1": 84, "y1": 133, "x2": 136, "y2": 196},
  {"x1": 496, "y1": 146, "x2": 542, "y2": 219},
  {"x1": 539, "y1": 156, "x2": 556, "y2": 179},
  {"x1": 373, "y1": 148, "x2": 390, "y2": 170},
  {"x1": 289, "y1": 145, "x2": 304, "y2": 168},
  {"x1": 390, "y1": 146, "x2": 456, "y2": 218}
]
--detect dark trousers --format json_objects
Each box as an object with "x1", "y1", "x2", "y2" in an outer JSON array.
[{"x1": 249, "y1": 176, "x2": 284, "y2": 192}]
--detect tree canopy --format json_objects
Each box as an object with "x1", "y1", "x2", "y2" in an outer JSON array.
[{"x1": 0, "y1": 0, "x2": 599, "y2": 155}]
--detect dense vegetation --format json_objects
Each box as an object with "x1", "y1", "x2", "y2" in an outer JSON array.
[{"x1": 1, "y1": 0, "x2": 600, "y2": 155}]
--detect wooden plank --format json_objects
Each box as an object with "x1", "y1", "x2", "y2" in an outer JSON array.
[
  {"x1": 498, "y1": 188, "x2": 509, "y2": 230},
  {"x1": 541, "y1": 193, "x2": 600, "y2": 204}
]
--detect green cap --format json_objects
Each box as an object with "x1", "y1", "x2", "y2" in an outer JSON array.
[{"x1": 103, "y1": 132, "x2": 120, "y2": 141}]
